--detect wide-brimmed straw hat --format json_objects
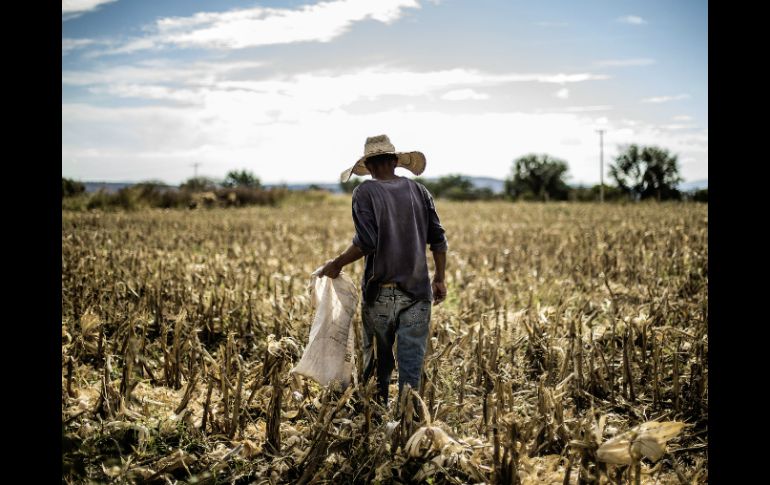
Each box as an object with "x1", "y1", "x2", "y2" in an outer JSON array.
[{"x1": 340, "y1": 134, "x2": 426, "y2": 183}]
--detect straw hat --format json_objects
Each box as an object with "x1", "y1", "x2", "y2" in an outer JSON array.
[{"x1": 340, "y1": 134, "x2": 426, "y2": 182}]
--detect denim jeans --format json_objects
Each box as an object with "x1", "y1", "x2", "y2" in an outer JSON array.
[{"x1": 361, "y1": 286, "x2": 432, "y2": 405}]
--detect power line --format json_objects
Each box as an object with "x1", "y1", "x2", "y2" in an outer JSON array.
[{"x1": 191, "y1": 162, "x2": 201, "y2": 178}]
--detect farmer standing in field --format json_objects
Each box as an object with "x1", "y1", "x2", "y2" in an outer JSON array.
[{"x1": 318, "y1": 134, "x2": 448, "y2": 407}]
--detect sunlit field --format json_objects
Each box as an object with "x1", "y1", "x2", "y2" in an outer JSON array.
[{"x1": 62, "y1": 198, "x2": 707, "y2": 484}]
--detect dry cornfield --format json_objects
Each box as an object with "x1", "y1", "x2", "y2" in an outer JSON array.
[{"x1": 62, "y1": 197, "x2": 708, "y2": 484}]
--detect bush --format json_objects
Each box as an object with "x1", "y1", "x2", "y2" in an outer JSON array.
[
  {"x1": 568, "y1": 184, "x2": 628, "y2": 202},
  {"x1": 691, "y1": 188, "x2": 708, "y2": 203},
  {"x1": 158, "y1": 189, "x2": 193, "y2": 209},
  {"x1": 62, "y1": 178, "x2": 85, "y2": 198},
  {"x1": 413, "y1": 175, "x2": 498, "y2": 201},
  {"x1": 214, "y1": 187, "x2": 288, "y2": 208},
  {"x1": 65, "y1": 176, "x2": 289, "y2": 212},
  {"x1": 340, "y1": 177, "x2": 363, "y2": 193},
  {"x1": 180, "y1": 177, "x2": 219, "y2": 192}
]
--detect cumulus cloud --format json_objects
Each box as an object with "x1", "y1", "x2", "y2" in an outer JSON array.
[
  {"x1": 563, "y1": 105, "x2": 612, "y2": 112},
  {"x1": 594, "y1": 58, "x2": 655, "y2": 67},
  {"x1": 63, "y1": 38, "x2": 96, "y2": 54},
  {"x1": 63, "y1": 64, "x2": 610, "y2": 116},
  {"x1": 641, "y1": 94, "x2": 691, "y2": 103},
  {"x1": 441, "y1": 89, "x2": 489, "y2": 101},
  {"x1": 554, "y1": 88, "x2": 569, "y2": 99},
  {"x1": 616, "y1": 15, "x2": 647, "y2": 25},
  {"x1": 89, "y1": 0, "x2": 420, "y2": 56},
  {"x1": 62, "y1": 0, "x2": 118, "y2": 21},
  {"x1": 62, "y1": 59, "x2": 265, "y2": 87},
  {"x1": 62, "y1": 102, "x2": 709, "y2": 185}
]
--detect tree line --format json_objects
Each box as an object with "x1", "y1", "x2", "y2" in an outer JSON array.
[
  {"x1": 342, "y1": 144, "x2": 707, "y2": 202},
  {"x1": 62, "y1": 143, "x2": 707, "y2": 210},
  {"x1": 62, "y1": 170, "x2": 288, "y2": 210}
]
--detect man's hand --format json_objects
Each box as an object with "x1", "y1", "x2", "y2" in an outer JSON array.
[
  {"x1": 318, "y1": 259, "x2": 342, "y2": 279},
  {"x1": 316, "y1": 245, "x2": 365, "y2": 279},
  {"x1": 432, "y1": 279, "x2": 447, "y2": 305}
]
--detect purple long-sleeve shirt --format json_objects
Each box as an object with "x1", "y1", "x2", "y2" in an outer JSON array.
[{"x1": 351, "y1": 176, "x2": 448, "y2": 304}]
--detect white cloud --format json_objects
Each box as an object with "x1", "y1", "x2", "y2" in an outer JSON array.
[
  {"x1": 90, "y1": 0, "x2": 421, "y2": 56},
  {"x1": 662, "y1": 124, "x2": 696, "y2": 131},
  {"x1": 62, "y1": 0, "x2": 118, "y2": 21},
  {"x1": 62, "y1": 38, "x2": 96, "y2": 54},
  {"x1": 616, "y1": 15, "x2": 647, "y2": 25},
  {"x1": 63, "y1": 58, "x2": 705, "y2": 185},
  {"x1": 441, "y1": 89, "x2": 489, "y2": 101},
  {"x1": 594, "y1": 58, "x2": 655, "y2": 67},
  {"x1": 673, "y1": 115, "x2": 693, "y2": 121},
  {"x1": 641, "y1": 94, "x2": 691, "y2": 103},
  {"x1": 554, "y1": 88, "x2": 569, "y2": 99},
  {"x1": 63, "y1": 98, "x2": 708, "y2": 186},
  {"x1": 62, "y1": 59, "x2": 265, "y2": 86},
  {"x1": 563, "y1": 105, "x2": 612, "y2": 112},
  {"x1": 63, "y1": 64, "x2": 609, "y2": 118}
]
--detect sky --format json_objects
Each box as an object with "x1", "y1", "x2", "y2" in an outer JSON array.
[{"x1": 62, "y1": 0, "x2": 708, "y2": 186}]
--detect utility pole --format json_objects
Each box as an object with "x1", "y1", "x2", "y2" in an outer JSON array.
[
  {"x1": 596, "y1": 130, "x2": 605, "y2": 203},
  {"x1": 191, "y1": 162, "x2": 201, "y2": 178}
]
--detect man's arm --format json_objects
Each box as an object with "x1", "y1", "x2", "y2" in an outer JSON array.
[
  {"x1": 419, "y1": 183, "x2": 448, "y2": 304},
  {"x1": 431, "y1": 250, "x2": 447, "y2": 305},
  {"x1": 318, "y1": 185, "x2": 375, "y2": 278},
  {"x1": 421, "y1": 185, "x2": 448, "y2": 253},
  {"x1": 318, "y1": 243, "x2": 365, "y2": 278}
]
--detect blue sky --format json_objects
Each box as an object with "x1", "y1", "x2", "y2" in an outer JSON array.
[{"x1": 62, "y1": 0, "x2": 708, "y2": 185}]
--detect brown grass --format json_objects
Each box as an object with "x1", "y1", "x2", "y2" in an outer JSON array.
[{"x1": 62, "y1": 199, "x2": 707, "y2": 484}]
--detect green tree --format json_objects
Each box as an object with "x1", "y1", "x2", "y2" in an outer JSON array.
[
  {"x1": 692, "y1": 188, "x2": 708, "y2": 202},
  {"x1": 180, "y1": 176, "x2": 218, "y2": 192},
  {"x1": 433, "y1": 175, "x2": 474, "y2": 197},
  {"x1": 62, "y1": 177, "x2": 85, "y2": 198},
  {"x1": 609, "y1": 145, "x2": 683, "y2": 201},
  {"x1": 340, "y1": 176, "x2": 363, "y2": 193},
  {"x1": 505, "y1": 154, "x2": 570, "y2": 201},
  {"x1": 568, "y1": 184, "x2": 625, "y2": 202},
  {"x1": 413, "y1": 175, "x2": 494, "y2": 201},
  {"x1": 412, "y1": 176, "x2": 436, "y2": 195},
  {"x1": 222, "y1": 169, "x2": 260, "y2": 188}
]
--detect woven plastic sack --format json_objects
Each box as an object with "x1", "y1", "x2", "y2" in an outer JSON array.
[{"x1": 290, "y1": 268, "x2": 358, "y2": 388}]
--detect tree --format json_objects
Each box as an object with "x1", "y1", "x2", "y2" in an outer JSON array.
[
  {"x1": 180, "y1": 176, "x2": 218, "y2": 192},
  {"x1": 340, "y1": 176, "x2": 363, "y2": 193},
  {"x1": 505, "y1": 154, "x2": 570, "y2": 201},
  {"x1": 692, "y1": 188, "x2": 708, "y2": 203},
  {"x1": 413, "y1": 174, "x2": 495, "y2": 201},
  {"x1": 222, "y1": 169, "x2": 260, "y2": 188},
  {"x1": 62, "y1": 177, "x2": 85, "y2": 198},
  {"x1": 609, "y1": 145, "x2": 683, "y2": 201}
]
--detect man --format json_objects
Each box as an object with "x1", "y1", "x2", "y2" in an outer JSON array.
[{"x1": 318, "y1": 134, "x2": 448, "y2": 406}]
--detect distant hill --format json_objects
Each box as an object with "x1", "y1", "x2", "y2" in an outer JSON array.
[
  {"x1": 455, "y1": 176, "x2": 506, "y2": 194},
  {"x1": 678, "y1": 179, "x2": 708, "y2": 191},
  {"x1": 83, "y1": 181, "x2": 137, "y2": 193},
  {"x1": 263, "y1": 176, "x2": 508, "y2": 194},
  {"x1": 265, "y1": 182, "x2": 342, "y2": 193},
  {"x1": 79, "y1": 176, "x2": 704, "y2": 195}
]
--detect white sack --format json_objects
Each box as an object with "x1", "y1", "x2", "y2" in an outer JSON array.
[{"x1": 290, "y1": 268, "x2": 358, "y2": 388}]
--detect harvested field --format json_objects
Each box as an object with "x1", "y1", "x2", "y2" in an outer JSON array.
[{"x1": 62, "y1": 198, "x2": 708, "y2": 484}]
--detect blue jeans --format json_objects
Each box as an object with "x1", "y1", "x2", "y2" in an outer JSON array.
[{"x1": 361, "y1": 286, "x2": 432, "y2": 405}]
